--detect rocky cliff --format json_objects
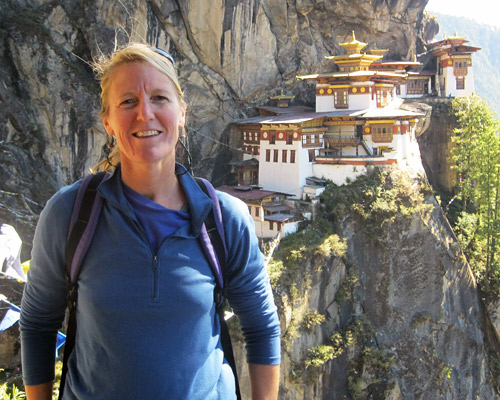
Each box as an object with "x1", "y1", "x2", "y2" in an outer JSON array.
[
  {"x1": 0, "y1": 0, "x2": 432, "y2": 257},
  {"x1": 230, "y1": 168, "x2": 497, "y2": 399}
]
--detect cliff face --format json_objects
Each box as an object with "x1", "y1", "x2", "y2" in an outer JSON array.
[
  {"x1": 414, "y1": 98, "x2": 457, "y2": 195},
  {"x1": 230, "y1": 169, "x2": 497, "y2": 399},
  {"x1": 0, "y1": 0, "x2": 431, "y2": 256}
]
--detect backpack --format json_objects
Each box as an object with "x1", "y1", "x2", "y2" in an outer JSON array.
[{"x1": 59, "y1": 171, "x2": 241, "y2": 399}]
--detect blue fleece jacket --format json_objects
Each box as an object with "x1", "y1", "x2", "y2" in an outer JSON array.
[{"x1": 20, "y1": 168, "x2": 281, "y2": 399}]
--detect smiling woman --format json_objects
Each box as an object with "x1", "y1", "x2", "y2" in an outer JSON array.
[{"x1": 20, "y1": 43, "x2": 281, "y2": 400}]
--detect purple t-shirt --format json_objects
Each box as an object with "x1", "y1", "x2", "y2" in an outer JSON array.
[{"x1": 122, "y1": 182, "x2": 190, "y2": 254}]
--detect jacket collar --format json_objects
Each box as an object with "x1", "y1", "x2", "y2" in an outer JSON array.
[{"x1": 97, "y1": 164, "x2": 213, "y2": 237}]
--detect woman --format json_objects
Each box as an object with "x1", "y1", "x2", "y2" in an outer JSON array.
[{"x1": 20, "y1": 43, "x2": 281, "y2": 400}]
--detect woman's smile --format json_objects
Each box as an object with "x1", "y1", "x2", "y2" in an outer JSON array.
[{"x1": 134, "y1": 130, "x2": 161, "y2": 138}]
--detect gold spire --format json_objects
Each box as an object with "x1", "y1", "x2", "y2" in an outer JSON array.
[{"x1": 339, "y1": 31, "x2": 367, "y2": 55}]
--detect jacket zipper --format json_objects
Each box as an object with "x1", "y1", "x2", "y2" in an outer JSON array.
[{"x1": 152, "y1": 255, "x2": 159, "y2": 302}]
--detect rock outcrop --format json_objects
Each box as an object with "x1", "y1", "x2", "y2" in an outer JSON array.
[{"x1": 230, "y1": 169, "x2": 497, "y2": 399}]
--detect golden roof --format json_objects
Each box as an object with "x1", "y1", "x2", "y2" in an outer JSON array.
[
  {"x1": 270, "y1": 89, "x2": 295, "y2": 101},
  {"x1": 339, "y1": 31, "x2": 367, "y2": 55},
  {"x1": 366, "y1": 42, "x2": 388, "y2": 57}
]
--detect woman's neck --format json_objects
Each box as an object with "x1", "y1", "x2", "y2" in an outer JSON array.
[{"x1": 120, "y1": 160, "x2": 186, "y2": 210}]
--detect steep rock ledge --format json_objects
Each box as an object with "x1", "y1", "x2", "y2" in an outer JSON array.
[{"x1": 231, "y1": 169, "x2": 498, "y2": 399}]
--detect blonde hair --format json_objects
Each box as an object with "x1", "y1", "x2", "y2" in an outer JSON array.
[{"x1": 92, "y1": 43, "x2": 185, "y2": 172}]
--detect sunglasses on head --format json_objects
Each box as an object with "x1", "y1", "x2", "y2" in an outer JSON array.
[{"x1": 150, "y1": 47, "x2": 175, "y2": 67}]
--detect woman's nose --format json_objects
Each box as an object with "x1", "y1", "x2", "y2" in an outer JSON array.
[{"x1": 137, "y1": 99, "x2": 154, "y2": 121}]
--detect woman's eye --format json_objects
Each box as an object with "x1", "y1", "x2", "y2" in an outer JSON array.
[
  {"x1": 153, "y1": 95, "x2": 168, "y2": 102},
  {"x1": 120, "y1": 99, "x2": 135, "y2": 106}
]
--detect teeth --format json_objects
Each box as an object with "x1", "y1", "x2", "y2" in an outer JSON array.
[{"x1": 135, "y1": 130, "x2": 160, "y2": 137}]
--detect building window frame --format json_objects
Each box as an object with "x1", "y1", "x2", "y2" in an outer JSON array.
[
  {"x1": 334, "y1": 89, "x2": 348, "y2": 109},
  {"x1": 371, "y1": 125, "x2": 394, "y2": 142}
]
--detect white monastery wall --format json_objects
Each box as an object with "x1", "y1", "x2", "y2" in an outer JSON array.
[
  {"x1": 464, "y1": 68, "x2": 475, "y2": 96},
  {"x1": 349, "y1": 93, "x2": 373, "y2": 110},
  {"x1": 297, "y1": 147, "x2": 314, "y2": 196},
  {"x1": 259, "y1": 140, "x2": 304, "y2": 197},
  {"x1": 316, "y1": 95, "x2": 334, "y2": 112},
  {"x1": 442, "y1": 67, "x2": 475, "y2": 97}
]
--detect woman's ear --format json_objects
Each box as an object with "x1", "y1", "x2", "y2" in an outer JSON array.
[{"x1": 103, "y1": 118, "x2": 114, "y2": 137}]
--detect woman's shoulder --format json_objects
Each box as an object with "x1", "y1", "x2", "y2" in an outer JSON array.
[
  {"x1": 215, "y1": 190, "x2": 250, "y2": 222},
  {"x1": 214, "y1": 189, "x2": 257, "y2": 244},
  {"x1": 41, "y1": 179, "x2": 84, "y2": 221}
]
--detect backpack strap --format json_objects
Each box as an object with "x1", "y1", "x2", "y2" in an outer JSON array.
[
  {"x1": 195, "y1": 177, "x2": 227, "y2": 307},
  {"x1": 60, "y1": 172, "x2": 108, "y2": 399},
  {"x1": 195, "y1": 177, "x2": 241, "y2": 400}
]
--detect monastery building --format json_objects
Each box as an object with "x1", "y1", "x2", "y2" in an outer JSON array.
[{"x1": 217, "y1": 33, "x2": 480, "y2": 238}]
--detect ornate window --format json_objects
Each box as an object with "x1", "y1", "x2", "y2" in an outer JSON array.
[
  {"x1": 453, "y1": 59, "x2": 468, "y2": 76},
  {"x1": 456, "y1": 77, "x2": 465, "y2": 90},
  {"x1": 407, "y1": 80, "x2": 426, "y2": 95},
  {"x1": 334, "y1": 89, "x2": 348, "y2": 109},
  {"x1": 371, "y1": 125, "x2": 394, "y2": 143}
]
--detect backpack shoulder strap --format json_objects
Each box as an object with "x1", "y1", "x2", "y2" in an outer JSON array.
[
  {"x1": 60, "y1": 171, "x2": 107, "y2": 399},
  {"x1": 194, "y1": 177, "x2": 241, "y2": 400},
  {"x1": 194, "y1": 177, "x2": 227, "y2": 306},
  {"x1": 66, "y1": 172, "x2": 108, "y2": 284}
]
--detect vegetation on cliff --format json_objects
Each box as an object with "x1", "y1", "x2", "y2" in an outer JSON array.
[
  {"x1": 447, "y1": 95, "x2": 500, "y2": 298},
  {"x1": 270, "y1": 168, "x2": 440, "y2": 399}
]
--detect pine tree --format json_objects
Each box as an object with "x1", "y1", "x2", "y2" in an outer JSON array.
[{"x1": 450, "y1": 95, "x2": 500, "y2": 293}]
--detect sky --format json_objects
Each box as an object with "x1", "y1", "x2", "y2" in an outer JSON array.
[{"x1": 425, "y1": 0, "x2": 499, "y2": 28}]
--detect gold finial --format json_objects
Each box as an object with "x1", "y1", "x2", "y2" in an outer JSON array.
[
  {"x1": 352, "y1": 31, "x2": 356, "y2": 42},
  {"x1": 454, "y1": 29, "x2": 458, "y2": 37}
]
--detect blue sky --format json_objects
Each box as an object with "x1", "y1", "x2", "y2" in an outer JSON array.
[{"x1": 425, "y1": 0, "x2": 498, "y2": 27}]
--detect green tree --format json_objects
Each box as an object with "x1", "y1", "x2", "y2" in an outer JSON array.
[{"x1": 450, "y1": 96, "x2": 500, "y2": 293}]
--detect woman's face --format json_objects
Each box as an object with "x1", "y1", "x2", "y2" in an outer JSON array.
[{"x1": 102, "y1": 61, "x2": 185, "y2": 170}]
